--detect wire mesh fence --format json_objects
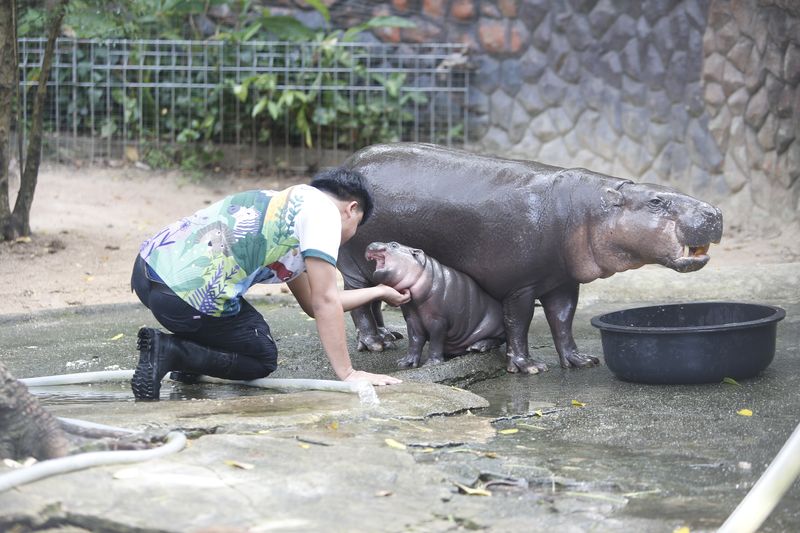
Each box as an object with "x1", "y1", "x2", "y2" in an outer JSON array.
[{"x1": 16, "y1": 38, "x2": 470, "y2": 171}]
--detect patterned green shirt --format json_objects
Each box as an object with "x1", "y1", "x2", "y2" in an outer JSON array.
[{"x1": 139, "y1": 185, "x2": 341, "y2": 317}]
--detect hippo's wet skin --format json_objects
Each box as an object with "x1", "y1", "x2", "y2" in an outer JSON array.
[
  {"x1": 366, "y1": 241, "x2": 506, "y2": 368},
  {"x1": 339, "y1": 143, "x2": 723, "y2": 374}
]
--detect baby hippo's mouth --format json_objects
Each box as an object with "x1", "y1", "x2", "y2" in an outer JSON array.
[
  {"x1": 367, "y1": 252, "x2": 386, "y2": 271},
  {"x1": 365, "y1": 243, "x2": 388, "y2": 273}
]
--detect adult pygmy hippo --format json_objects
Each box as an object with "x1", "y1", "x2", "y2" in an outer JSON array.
[
  {"x1": 366, "y1": 241, "x2": 505, "y2": 367},
  {"x1": 338, "y1": 143, "x2": 723, "y2": 374}
]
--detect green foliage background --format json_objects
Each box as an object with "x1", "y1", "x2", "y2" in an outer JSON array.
[{"x1": 16, "y1": 1, "x2": 458, "y2": 170}]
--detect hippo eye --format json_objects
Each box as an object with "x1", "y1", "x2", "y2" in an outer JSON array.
[
  {"x1": 648, "y1": 197, "x2": 667, "y2": 210},
  {"x1": 389, "y1": 242, "x2": 399, "y2": 248}
]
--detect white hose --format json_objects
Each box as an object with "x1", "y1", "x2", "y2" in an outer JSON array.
[
  {"x1": 20, "y1": 370, "x2": 380, "y2": 406},
  {"x1": 196, "y1": 376, "x2": 380, "y2": 407},
  {"x1": 20, "y1": 370, "x2": 134, "y2": 387},
  {"x1": 0, "y1": 431, "x2": 186, "y2": 493},
  {"x1": 718, "y1": 421, "x2": 800, "y2": 533},
  {"x1": 58, "y1": 416, "x2": 137, "y2": 434}
]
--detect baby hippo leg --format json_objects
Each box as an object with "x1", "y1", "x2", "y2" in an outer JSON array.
[
  {"x1": 423, "y1": 319, "x2": 448, "y2": 366},
  {"x1": 397, "y1": 314, "x2": 426, "y2": 368}
]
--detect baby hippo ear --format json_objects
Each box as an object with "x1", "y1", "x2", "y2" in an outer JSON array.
[
  {"x1": 602, "y1": 187, "x2": 624, "y2": 209},
  {"x1": 411, "y1": 248, "x2": 425, "y2": 259}
]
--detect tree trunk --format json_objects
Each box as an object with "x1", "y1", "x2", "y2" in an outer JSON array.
[
  {"x1": 3, "y1": 0, "x2": 69, "y2": 240},
  {"x1": 0, "y1": 0, "x2": 15, "y2": 229}
]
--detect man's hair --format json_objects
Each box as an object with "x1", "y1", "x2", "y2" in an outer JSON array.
[{"x1": 310, "y1": 167, "x2": 374, "y2": 225}]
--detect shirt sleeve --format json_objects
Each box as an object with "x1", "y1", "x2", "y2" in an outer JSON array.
[{"x1": 295, "y1": 190, "x2": 341, "y2": 267}]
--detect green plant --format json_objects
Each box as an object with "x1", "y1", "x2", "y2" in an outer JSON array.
[{"x1": 20, "y1": 0, "x2": 464, "y2": 170}]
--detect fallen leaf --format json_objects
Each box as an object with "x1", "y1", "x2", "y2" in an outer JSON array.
[
  {"x1": 673, "y1": 527, "x2": 691, "y2": 533},
  {"x1": 375, "y1": 490, "x2": 393, "y2": 497},
  {"x1": 737, "y1": 408, "x2": 753, "y2": 417},
  {"x1": 298, "y1": 443, "x2": 310, "y2": 449},
  {"x1": 85, "y1": 276, "x2": 94, "y2": 282},
  {"x1": 109, "y1": 333, "x2": 124, "y2": 341},
  {"x1": 14, "y1": 236, "x2": 32, "y2": 244},
  {"x1": 722, "y1": 377, "x2": 740, "y2": 385},
  {"x1": 571, "y1": 400, "x2": 586, "y2": 407},
  {"x1": 453, "y1": 481, "x2": 491, "y2": 497},
  {"x1": 498, "y1": 428, "x2": 519, "y2": 435},
  {"x1": 385, "y1": 438, "x2": 406, "y2": 450},
  {"x1": 224, "y1": 460, "x2": 254, "y2": 470},
  {"x1": 533, "y1": 409, "x2": 544, "y2": 417}
]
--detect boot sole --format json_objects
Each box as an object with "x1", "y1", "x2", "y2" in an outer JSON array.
[{"x1": 131, "y1": 327, "x2": 163, "y2": 400}]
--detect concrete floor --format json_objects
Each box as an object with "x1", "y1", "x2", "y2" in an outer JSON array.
[{"x1": 0, "y1": 261, "x2": 798, "y2": 532}]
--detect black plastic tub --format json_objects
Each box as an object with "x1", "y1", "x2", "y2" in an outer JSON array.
[{"x1": 591, "y1": 302, "x2": 786, "y2": 384}]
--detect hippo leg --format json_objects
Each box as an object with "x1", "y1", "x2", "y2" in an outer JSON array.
[
  {"x1": 422, "y1": 319, "x2": 447, "y2": 366},
  {"x1": 353, "y1": 302, "x2": 404, "y2": 352},
  {"x1": 539, "y1": 282, "x2": 600, "y2": 368},
  {"x1": 340, "y1": 252, "x2": 400, "y2": 352},
  {"x1": 373, "y1": 301, "x2": 404, "y2": 345},
  {"x1": 502, "y1": 287, "x2": 549, "y2": 374},
  {"x1": 398, "y1": 312, "x2": 426, "y2": 368},
  {"x1": 352, "y1": 303, "x2": 386, "y2": 352}
]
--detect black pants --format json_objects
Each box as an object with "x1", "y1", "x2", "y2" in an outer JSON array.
[{"x1": 131, "y1": 255, "x2": 277, "y2": 378}]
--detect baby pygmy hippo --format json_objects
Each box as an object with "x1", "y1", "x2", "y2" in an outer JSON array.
[{"x1": 365, "y1": 241, "x2": 505, "y2": 367}]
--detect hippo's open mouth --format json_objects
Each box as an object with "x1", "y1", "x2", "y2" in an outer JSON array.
[
  {"x1": 668, "y1": 243, "x2": 712, "y2": 273},
  {"x1": 365, "y1": 248, "x2": 387, "y2": 272}
]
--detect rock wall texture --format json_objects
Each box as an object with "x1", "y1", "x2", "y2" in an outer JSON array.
[{"x1": 258, "y1": 0, "x2": 800, "y2": 236}]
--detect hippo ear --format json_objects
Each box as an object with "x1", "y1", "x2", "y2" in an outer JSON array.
[{"x1": 602, "y1": 187, "x2": 624, "y2": 208}]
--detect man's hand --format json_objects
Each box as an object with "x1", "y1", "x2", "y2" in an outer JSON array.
[
  {"x1": 344, "y1": 370, "x2": 402, "y2": 386},
  {"x1": 379, "y1": 285, "x2": 411, "y2": 307}
]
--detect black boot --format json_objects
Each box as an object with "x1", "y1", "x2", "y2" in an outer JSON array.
[
  {"x1": 132, "y1": 329, "x2": 269, "y2": 400},
  {"x1": 168, "y1": 371, "x2": 201, "y2": 384},
  {"x1": 131, "y1": 327, "x2": 178, "y2": 401}
]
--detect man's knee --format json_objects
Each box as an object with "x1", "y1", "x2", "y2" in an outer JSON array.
[{"x1": 255, "y1": 327, "x2": 278, "y2": 376}]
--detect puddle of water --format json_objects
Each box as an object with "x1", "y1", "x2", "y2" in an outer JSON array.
[{"x1": 463, "y1": 372, "x2": 800, "y2": 531}]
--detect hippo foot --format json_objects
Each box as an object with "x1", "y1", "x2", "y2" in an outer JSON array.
[
  {"x1": 397, "y1": 353, "x2": 421, "y2": 368},
  {"x1": 378, "y1": 327, "x2": 404, "y2": 342},
  {"x1": 357, "y1": 329, "x2": 401, "y2": 352},
  {"x1": 506, "y1": 354, "x2": 548, "y2": 375},
  {"x1": 561, "y1": 352, "x2": 601, "y2": 369},
  {"x1": 423, "y1": 356, "x2": 445, "y2": 366}
]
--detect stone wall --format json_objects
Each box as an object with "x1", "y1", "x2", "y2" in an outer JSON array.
[{"x1": 257, "y1": 0, "x2": 799, "y2": 236}]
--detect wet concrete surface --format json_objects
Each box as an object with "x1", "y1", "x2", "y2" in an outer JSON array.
[{"x1": 0, "y1": 264, "x2": 799, "y2": 532}]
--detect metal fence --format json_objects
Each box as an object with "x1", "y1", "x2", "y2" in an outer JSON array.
[{"x1": 17, "y1": 38, "x2": 470, "y2": 171}]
